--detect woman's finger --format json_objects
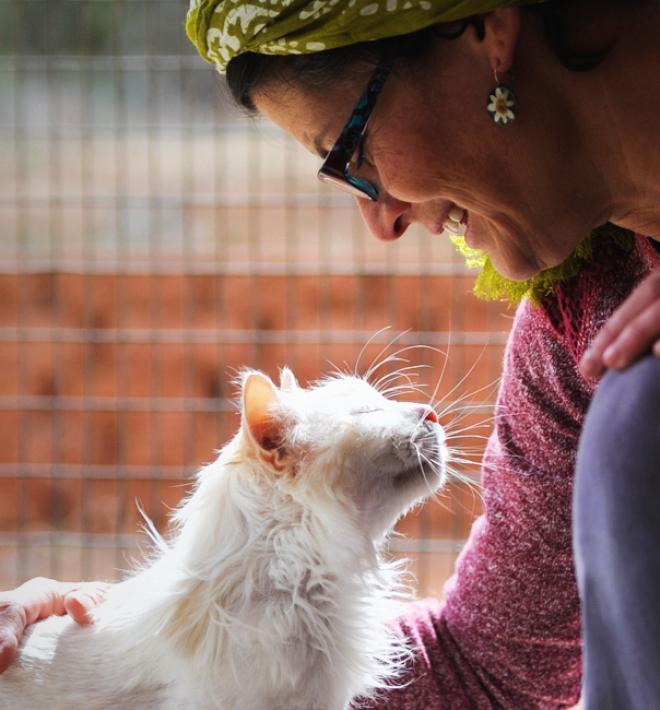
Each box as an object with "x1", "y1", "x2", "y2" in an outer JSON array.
[
  {"x1": 0, "y1": 601, "x2": 24, "y2": 674},
  {"x1": 601, "y1": 300, "x2": 660, "y2": 369},
  {"x1": 580, "y1": 270, "x2": 660, "y2": 378},
  {"x1": 63, "y1": 583, "x2": 111, "y2": 625},
  {"x1": 10, "y1": 577, "x2": 68, "y2": 625},
  {"x1": 63, "y1": 594, "x2": 95, "y2": 625}
]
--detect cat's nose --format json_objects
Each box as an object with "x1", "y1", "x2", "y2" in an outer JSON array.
[{"x1": 421, "y1": 407, "x2": 438, "y2": 424}]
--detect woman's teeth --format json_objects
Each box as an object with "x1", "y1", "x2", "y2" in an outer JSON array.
[{"x1": 443, "y1": 206, "x2": 466, "y2": 235}]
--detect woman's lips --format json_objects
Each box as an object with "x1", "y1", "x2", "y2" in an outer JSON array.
[
  {"x1": 442, "y1": 205, "x2": 467, "y2": 236},
  {"x1": 463, "y1": 211, "x2": 478, "y2": 248},
  {"x1": 443, "y1": 206, "x2": 480, "y2": 251}
]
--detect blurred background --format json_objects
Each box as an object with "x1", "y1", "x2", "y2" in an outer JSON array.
[{"x1": 0, "y1": 0, "x2": 511, "y2": 596}]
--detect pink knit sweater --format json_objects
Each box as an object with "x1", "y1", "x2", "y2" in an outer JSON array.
[{"x1": 360, "y1": 235, "x2": 660, "y2": 710}]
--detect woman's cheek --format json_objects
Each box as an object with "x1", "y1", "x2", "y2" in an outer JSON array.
[
  {"x1": 471, "y1": 217, "x2": 541, "y2": 281},
  {"x1": 376, "y1": 141, "x2": 446, "y2": 202}
]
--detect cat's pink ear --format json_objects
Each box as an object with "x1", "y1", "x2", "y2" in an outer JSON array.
[{"x1": 242, "y1": 372, "x2": 283, "y2": 454}]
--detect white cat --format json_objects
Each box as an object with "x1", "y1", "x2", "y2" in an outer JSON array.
[{"x1": 0, "y1": 367, "x2": 447, "y2": 710}]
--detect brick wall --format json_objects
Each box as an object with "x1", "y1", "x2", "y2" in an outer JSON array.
[{"x1": 1, "y1": 269, "x2": 509, "y2": 592}]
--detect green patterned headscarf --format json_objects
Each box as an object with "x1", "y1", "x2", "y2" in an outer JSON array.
[{"x1": 186, "y1": 0, "x2": 533, "y2": 74}]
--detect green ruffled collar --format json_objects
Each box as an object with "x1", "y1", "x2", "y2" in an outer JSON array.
[{"x1": 450, "y1": 223, "x2": 633, "y2": 306}]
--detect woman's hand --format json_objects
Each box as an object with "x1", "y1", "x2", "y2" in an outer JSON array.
[
  {"x1": 0, "y1": 577, "x2": 109, "y2": 674},
  {"x1": 580, "y1": 269, "x2": 660, "y2": 379}
]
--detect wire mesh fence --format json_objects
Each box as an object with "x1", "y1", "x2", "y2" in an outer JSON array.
[{"x1": 0, "y1": 0, "x2": 510, "y2": 597}]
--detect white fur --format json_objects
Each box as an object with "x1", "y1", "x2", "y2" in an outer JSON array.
[{"x1": 1, "y1": 369, "x2": 447, "y2": 710}]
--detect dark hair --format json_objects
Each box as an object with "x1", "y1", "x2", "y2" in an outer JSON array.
[
  {"x1": 225, "y1": 1, "x2": 619, "y2": 114},
  {"x1": 226, "y1": 22, "x2": 471, "y2": 113}
]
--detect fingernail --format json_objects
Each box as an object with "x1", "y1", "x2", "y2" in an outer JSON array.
[{"x1": 603, "y1": 345, "x2": 625, "y2": 369}]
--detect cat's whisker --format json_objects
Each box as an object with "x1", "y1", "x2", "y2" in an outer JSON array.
[
  {"x1": 377, "y1": 373, "x2": 429, "y2": 395},
  {"x1": 377, "y1": 343, "x2": 446, "y2": 373},
  {"x1": 445, "y1": 403, "x2": 497, "y2": 413},
  {"x1": 325, "y1": 357, "x2": 351, "y2": 380},
  {"x1": 448, "y1": 456, "x2": 502, "y2": 482},
  {"x1": 447, "y1": 442, "x2": 487, "y2": 451},
  {"x1": 432, "y1": 357, "x2": 487, "y2": 415},
  {"x1": 445, "y1": 470, "x2": 483, "y2": 507},
  {"x1": 378, "y1": 382, "x2": 423, "y2": 399},
  {"x1": 447, "y1": 456, "x2": 484, "y2": 469},
  {"x1": 446, "y1": 438, "x2": 491, "y2": 449},
  {"x1": 362, "y1": 329, "x2": 411, "y2": 382},
  {"x1": 445, "y1": 456, "x2": 481, "y2": 478},
  {"x1": 364, "y1": 353, "x2": 416, "y2": 384},
  {"x1": 438, "y1": 405, "x2": 495, "y2": 431},
  {"x1": 445, "y1": 415, "x2": 496, "y2": 433},
  {"x1": 448, "y1": 470, "x2": 481, "y2": 485},
  {"x1": 354, "y1": 325, "x2": 394, "y2": 378},
  {"x1": 366, "y1": 354, "x2": 412, "y2": 385},
  {"x1": 439, "y1": 400, "x2": 498, "y2": 430},
  {"x1": 366, "y1": 342, "x2": 445, "y2": 386},
  {"x1": 432, "y1": 347, "x2": 495, "y2": 413},
  {"x1": 373, "y1": 364, "x2": 426, "y2": 394},
  {"x1": 444, "y1": 416, "x2": 497, "y2": 436},
  {"x1": 435, "y1": 376, "x2": 500, "y2": 421},
  {"x1": 373, "y1": 363, "x2": 429, "y2": 389},
  {"x1": 413, "y1": 448, "x2": 438, "y2": 499},
  {"x1": 452, "y1": 452, "x2": 486, "y2": 465},
  {"x1": 432, "y1": 330, "x2": 452, "y2": 398},
  {"x1": 423, "y1": 339, "x2": 450, "y2": 423},
  {"x1": 380, "y1": 385, "x2": 429, "y2": 400}
]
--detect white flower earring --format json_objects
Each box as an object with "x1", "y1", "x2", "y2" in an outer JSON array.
[{"x1": 487, "y1": 65, "x2": 517, "y2": 125}]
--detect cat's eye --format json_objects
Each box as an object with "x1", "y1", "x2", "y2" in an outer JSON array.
[{"x1": 351, "y1": 407, "x2": 383, "y2": 415}]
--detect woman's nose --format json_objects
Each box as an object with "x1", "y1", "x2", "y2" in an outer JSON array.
[{"x1": 356, "y1": 193, "x2": 411, "y2": 242}]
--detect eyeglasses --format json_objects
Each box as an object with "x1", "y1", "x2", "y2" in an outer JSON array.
[{"x1": 317, "y1": 65, "x2": 391, "y2": 202}]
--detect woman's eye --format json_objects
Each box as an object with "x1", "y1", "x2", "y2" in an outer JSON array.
[
  {"x1": 353, "y1": 135, "x2": 371, "y2": 170},
  {"x1": 356, "y1": 138, "x2": 366, "y2": 168}
]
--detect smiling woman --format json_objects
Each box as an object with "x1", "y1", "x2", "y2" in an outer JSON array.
[{"x1": 2, "y1": 1, "x2": 660, "y2": 709}]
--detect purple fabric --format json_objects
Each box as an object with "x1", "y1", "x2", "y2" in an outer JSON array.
[
  {"x1": 356, "y1": 236, "x2": 660, "y2": 709},
  {"x1": 574, "y1": 355, "x2": 660, "y2": 710}
]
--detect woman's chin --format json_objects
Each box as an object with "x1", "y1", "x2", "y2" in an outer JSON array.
[
  {"x1": 497, "y1": 244, "x2": 579, "y2": 281},
  {"x1": 490, "y1": 254, "x2": 543, "y2": 282},
  {"x1": 468, "y1": 218, "x2": 544, "y2": 281}
]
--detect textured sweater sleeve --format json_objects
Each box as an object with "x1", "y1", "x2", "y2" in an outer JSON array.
[{"x1": 357, "y1": 237, "x2": 659, "y2": 710}]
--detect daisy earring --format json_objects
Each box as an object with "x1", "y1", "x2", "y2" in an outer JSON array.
[{"x1": 487, "y1": 67, "x2": 517, "y2": 126}]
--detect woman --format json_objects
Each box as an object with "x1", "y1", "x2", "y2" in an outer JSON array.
[{"x1": 2, "y1": 1, "x2": 659, "y2": 707}]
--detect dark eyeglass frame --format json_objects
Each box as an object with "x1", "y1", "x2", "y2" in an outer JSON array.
[{"x1": 317, "y1": 64, "x2": 391, "y2": 202}]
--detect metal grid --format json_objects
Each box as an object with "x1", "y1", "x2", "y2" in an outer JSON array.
[{"x1": 0, "y1": 0, "x2": 509, "y2": 596}]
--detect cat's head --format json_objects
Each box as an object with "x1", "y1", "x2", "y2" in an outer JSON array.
[{"x1": 238, "y1": 368, "x2": 447, "y2": 539}]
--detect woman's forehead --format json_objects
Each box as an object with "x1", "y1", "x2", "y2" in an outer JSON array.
[{"x1": 253, "y1": 80, "x2": 361, "y2": 157}]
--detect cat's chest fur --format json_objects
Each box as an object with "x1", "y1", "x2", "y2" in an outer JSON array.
[{"x1": 1, "y1": 368, "x2": 447, "y2": 709}]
